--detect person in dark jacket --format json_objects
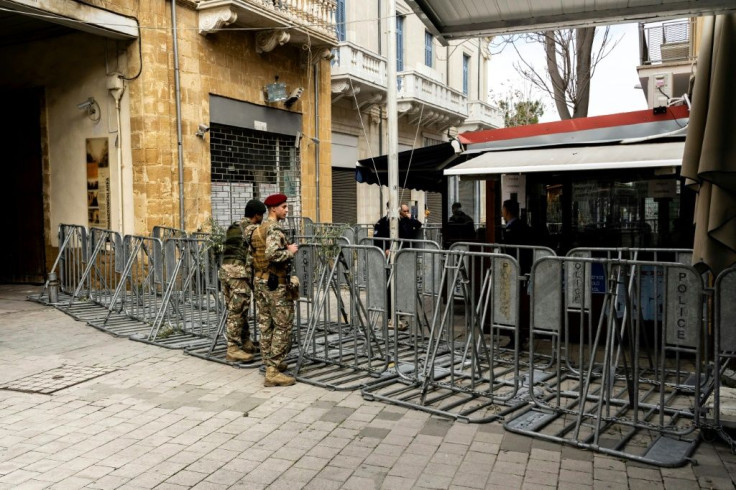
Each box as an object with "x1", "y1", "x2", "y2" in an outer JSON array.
[
  {"x1": 373, "y1": 203, "x2": 422, "y2": 330},
  {"x1": 501, "y1": 199, "x2": 532, "y2": 350}
]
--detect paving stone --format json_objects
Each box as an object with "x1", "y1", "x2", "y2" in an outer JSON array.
[
  {"x1": 379, "y1": 475, "x2": 416, "y2": 489},
  {"x1": 629, "y1": 478, "x2": 664, "y2": 490},
  {"x1": 317, "y1": 465, "x2": 353, "y2": 482},
  {"x1": 559, "y1": 469, "x2": 593, "y2": 485},
  {"x1": 359, "y1": 427, "x2": 391, "y2": 440},
  {"x1": 627, "y1": 465, "x2": 663, "y2": 482},
  {"x1": 500, "y1": 433, "x2": 533, "y2": 453},
  {"x1": 163, "y1": 470, "x2": 207, "y2": 487},
  {"x1": 319, "y1": 407, "x2": 355, "y2": 423}
]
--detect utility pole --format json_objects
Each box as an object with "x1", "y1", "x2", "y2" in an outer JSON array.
[{"x1": 386, "y1": 0, "x2": 398, "y2": 241}]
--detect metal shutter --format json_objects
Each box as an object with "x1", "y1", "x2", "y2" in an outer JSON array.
[
  {"x1": 426, "y1": 191, "x2": 442, "y2": 224},
  {"x1": 331, "y1": 168, "x2": 357, "y2": 224}
]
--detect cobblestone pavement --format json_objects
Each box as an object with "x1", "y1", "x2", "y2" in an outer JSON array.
[{"x1": 1, "y1": 285, "x2": 734, "y2": 490}]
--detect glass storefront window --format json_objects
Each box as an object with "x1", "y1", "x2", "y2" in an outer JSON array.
[{"x1": 545, "y1": 177, "x2": 682, "y2": 252}]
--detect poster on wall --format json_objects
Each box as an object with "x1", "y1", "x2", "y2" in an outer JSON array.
[{"x1": 86, "y1": 138, "x2": 110, "y2": 229}]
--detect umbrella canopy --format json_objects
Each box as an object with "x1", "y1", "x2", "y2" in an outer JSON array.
[{"x1": 681, "y1": 14, "x2": 736, "y2": 275}]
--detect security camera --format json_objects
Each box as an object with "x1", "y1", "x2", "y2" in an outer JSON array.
[
  {"x1": 195, "y1": 124, "x2": 210, "y2": 138},
  {"x1": 284, "y1": 87, "x2": 303, "y2": 108},
  {"x1": 77, "y1": 98, "x2": 95, "y2": 111}
]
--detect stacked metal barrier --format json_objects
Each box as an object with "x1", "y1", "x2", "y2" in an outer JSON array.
[
  {"x1": 138, "y1": 237, "x2": 220, "y2": 350},
  {"x1": 293, "y1": 242, "x2": 393, "y2": 389},
  {"x1": 34, "y1": 223, "x2": 736, "y2": 467},
  {"x1": 62, "y1": 228, "x2": 125, "y2": 322},
  {"x1": 505, "y1": 255, "x2": 706, "y2": 466},
  {"x1": 36, "y1": 224, "x2": 87, "y2": 304},
  {"x1": 705, "y1": 265, "x2": 736, "y2": 448},
  {"x1": 361, "y1": 244, "x2": 530, "y2": 422}
]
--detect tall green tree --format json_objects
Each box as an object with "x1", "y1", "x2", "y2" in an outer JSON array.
[{"x1": 491, "y1": 85, "x2": 545, "y2": 127}]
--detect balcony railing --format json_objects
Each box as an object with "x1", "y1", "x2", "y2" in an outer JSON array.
[
  {"x1": 465, "y1": 100, "x2": 504, "y2": 129},
  {"x1": 640, "y1": 20, "x2": 693, "y2": 65},
  {"x1": 397, "y1": 71, "x2": 468, "y2": 117},
  {"x1": 331, "y1": 42, "x2": 387, "y2": 88},
  {"x1": 198, "y1": 0, "x2": 337, "y2": 45}
]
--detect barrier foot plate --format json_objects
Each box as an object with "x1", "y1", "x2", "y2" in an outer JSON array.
[{"x1": 642, "y1": 436, "x2": 697, "y2": 467}]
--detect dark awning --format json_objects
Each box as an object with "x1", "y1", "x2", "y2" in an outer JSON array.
[{"x1": 355, "y1": 141, "x2": 470, "y2": 192}]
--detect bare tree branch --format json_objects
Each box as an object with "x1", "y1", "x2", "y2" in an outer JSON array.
[{"x1": 496, "y1": 27, "x2": 621, "y2": 120}]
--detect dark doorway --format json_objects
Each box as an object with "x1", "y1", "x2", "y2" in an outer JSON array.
[{"x1": 0, "y1": 89, "x2": 45, "y2": 283}]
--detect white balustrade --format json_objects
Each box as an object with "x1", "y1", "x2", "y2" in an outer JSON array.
[
  {"x1": 331, "y1": 42, "x2": 387, "y2": 87},
  {"x1": 397, "y1": 71, "x2": 468, "y2": 117},
  {"x1": 467, "y1": 100, "x2": 504, "y2": 128}
]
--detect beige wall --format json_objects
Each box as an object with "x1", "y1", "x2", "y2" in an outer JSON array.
[
  {"x1": 127, "y1": 2, "x2": 333, "y2": 231},
  {"x1": 2, "y1": 0, "x2": 334, "y2": 269},
  {"x1": 0, "y1": 31, "x2": 133, "y2": 247}
]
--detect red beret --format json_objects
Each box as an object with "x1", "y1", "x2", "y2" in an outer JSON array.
[{"x1": 264, "y1": 193, "x2": 287, "y2": 207}]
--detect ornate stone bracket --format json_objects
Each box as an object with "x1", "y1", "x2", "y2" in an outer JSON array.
[
  {"x1": 331, "y1": 81, "x2": 360, "y2": 103},
  {"x1": 256, "y1": 30, "x2": 291, "y2": 54},
  {"x1": 357, "y1": 93, "x2": 384, "y2": 112},
  {"x1": 198, "y1": 6, "x2": 238, "y2": 35}
]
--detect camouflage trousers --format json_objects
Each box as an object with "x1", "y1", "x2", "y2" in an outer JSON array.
[
  {"x1": 255, "y1": 279, "x2": 293, "y2": 368},
  {"x1": 219, "y1": 265, "x2": 252, "y2": 349}
]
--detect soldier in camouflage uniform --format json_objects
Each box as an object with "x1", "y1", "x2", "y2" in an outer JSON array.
[
  {"x1": 218, "y1": 199, "x2": 266, "y2": 362},
  {"x1": 251, "y1": 193, "x2": 299, "y2": 386}
]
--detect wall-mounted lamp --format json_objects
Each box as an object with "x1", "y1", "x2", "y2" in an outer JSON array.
[
  {"x1": 77, "y1": 97, "x2": 101, "y2": 122},
  {"x1": 195, "y1": 124, "x2": 210, "y2": 138}
]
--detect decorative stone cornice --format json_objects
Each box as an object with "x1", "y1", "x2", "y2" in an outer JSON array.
[
  {"x1": 198, "y1": 6, "x2": 238, "y2": 35},
  {"x1": 256, "y1": 30, "x2": 291, "y2": 54}
]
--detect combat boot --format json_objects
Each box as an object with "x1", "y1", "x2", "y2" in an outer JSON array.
[
  {"x1": 226, "y1": 346, "x2": 254, "y2": 362},
  {"x1": 264, "y1": 366, "x2": 295, "y2": 387},
  {"x1": 242, "y1": 338, "x2": 257, "y2": 353}
]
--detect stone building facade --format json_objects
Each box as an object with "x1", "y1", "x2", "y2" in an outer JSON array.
[
  {"x1": 329, "y1": 0, "x2": 503, "y2": 226},
  {"x1": 0, "y1": 0, "x2": 336, "y2": 282}
]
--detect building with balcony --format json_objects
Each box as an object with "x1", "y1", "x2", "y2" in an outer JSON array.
[
  {"x1": 637, "y1": 18, "x2": 700, "y2": 108},
  {"x1": 329, "y1": 0, "x2": 501, "y2": 226},
  {"x1": 0, "y1": 0, "x2": 337, "y2": 283}
]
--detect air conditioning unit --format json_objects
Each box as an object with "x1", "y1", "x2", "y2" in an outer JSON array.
[{"x1": 660, "y1": 41, "x2": 689, "y2": 61}]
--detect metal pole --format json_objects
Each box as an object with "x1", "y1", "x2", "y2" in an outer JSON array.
[
  {"x1": 314, "y1": 60, "x2": 320, "y2": 222},
  {"x1": 171, "y1": 0, "x2": 186, "y2": 231},
  {"x1": 386, "y1": 0, "x2": 398, "y2": 241}
]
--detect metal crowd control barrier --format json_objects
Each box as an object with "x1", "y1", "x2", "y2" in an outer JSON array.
[
  {"x1": 283, "y1": 216, "x2": 315, "y2": 241},
  {"x1": 312, "y1": 222, "x2": 355, "y2": 244},
  {"x1": 88, "y1": 235, "x2": 166, "y2": 338},
  {"x1": 185, "y1": 233, "x2": 262, "y2": 368},
  {"x1": 705, "y1": 265, "x2": 736, "y2": 448},
  {"x1": 563, "y1": 247, "x2": 699, "y2": 375},
  {"x1": 505, "y1": 255, "x2": 706, "y2": 466},
  {"x1": 59, "y1": 228, "x2": 126, "y2": 322},
  {"x1": 421, "y1": 223, "x2": 443, "y2": 244},
  {"x1": 152, "y1": 225, "x2": 187, "y2": 240},
  {"x1": 35, "y1": 224, "x2": 87, "y2": 305},
  {"x1": 362, "y1": 247, "x2": 528, "y2": 422},
  {"x1": 294, "y1": 243, "x2": 393, "y2": 389},
  {"x1": 138, "y1": 237, "x2": 220, "y2": 349}
]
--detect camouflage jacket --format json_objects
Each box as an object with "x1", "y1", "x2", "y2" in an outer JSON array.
[{"x1": 264, "y1": 218, "x2": 293, "y2": 265}]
